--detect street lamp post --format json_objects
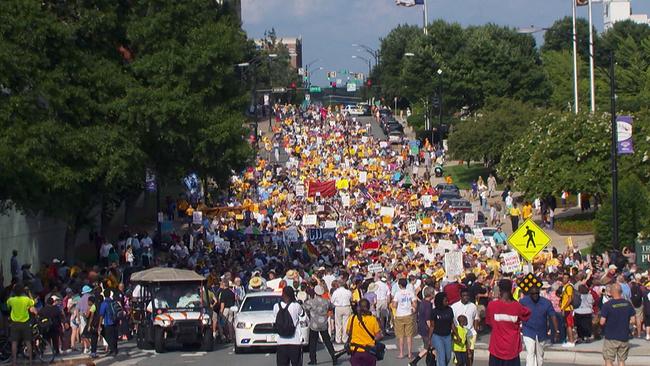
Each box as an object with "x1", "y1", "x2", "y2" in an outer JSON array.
[
  {"x1": 268, "y1": 53, "x2": 277, "y2": 130},
  {"x1": 352, "y1": 55, "x2": 371, "y2": 76},
  {"x1": 609, "y1": 51, "x2": 619, "y2": 250},
  {"x1": 437, "y1": 68, "x2": 443, "y2": 145},
  {"x1": 352, "y1": 43, "x2": 380, "y2": 67}
]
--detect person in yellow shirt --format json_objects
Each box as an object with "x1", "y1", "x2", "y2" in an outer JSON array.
[
  {"x1": 453, "y1": 315, "x2": 469, "y2": 366},
  {"x1": 522, "y1": 201, "x2": 533, "y2": 220},
  {"x1": 7, "y1": 285, "x2": 37, "y2": 366},
  {"x1": 509, "y1": 203, "x2": 521, "y2": 229},
  {"x1": 345, "y1": 299, "x2": 383, "y2": 365}
]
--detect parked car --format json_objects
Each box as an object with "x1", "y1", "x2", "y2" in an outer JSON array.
[
  {"x1": 437, "y1": 191, "x2": 462, "y2": 202},
  {"x1": 388, "y1": 130, "x2": 404, "y2": 144},
  {"x1": 435, "y1": 183, "x2": 460, "y2": 193},
  {"x1": 234, "y1": 292, "x2": 309, "y2": 353},
  {"x1": 343, "y1": 105, "x2": 364, "y2": 116},
  {"x1": 444, "y1": 199, "x2": 472, "y2": 213}
]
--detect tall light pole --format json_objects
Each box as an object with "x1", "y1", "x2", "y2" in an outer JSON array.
[
  {"x1": 352, "y1": 43, "x2": 380, "y2": 66},
  {"x1": 588, "y1": 0, "x2": 596, "y2": 112},
  {"x1": 352, "y1": 55, "x2": 371, "y2": 76},
  {"x1": 437, "y1": 68, "x2": 443, "y2": 145},
  {"x1": 609, "y1": 51, "x2": 619, "y2": 250},
  {"x1": 268, "y1": 53, "x2": 277, "y2": 129}
]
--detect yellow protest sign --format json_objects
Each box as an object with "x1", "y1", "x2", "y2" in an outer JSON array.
[{"x1": 507, "y1": 219, "x2": 551, "y2": 262}]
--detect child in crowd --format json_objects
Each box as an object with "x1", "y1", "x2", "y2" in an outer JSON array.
[{"x1": 453, "y1": 315, "x2": 469, "y2": 366}]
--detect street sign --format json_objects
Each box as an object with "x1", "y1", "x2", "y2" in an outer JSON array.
[
  {"x1": 305, "y1": 93, "x2": 310, "y2": 102},
  {"x1": 272, "y1": 87, "x2": 286, "y2": 93},
  {"x1": 517, "y1": 273, "x2": 543, "y2": 294},
  {"x1": 309, "y1": 86, "x2": 322, "y2": 93},
  {"x1": 346, "y1": 82, "x2": 357, "y2": 92},
  {"x1": 507, "y1": 218, "x2": 551, "y2": 262}
]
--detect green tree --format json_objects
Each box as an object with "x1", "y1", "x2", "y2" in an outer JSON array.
[
  {"x1": 0, "y1": 0, "x2": 144, "y2": 259},
  {"x1": 594, "y1": 176, "x2": 650, "y2": 253},
  {"x1": 448, "y1": 98, "x2": 539, "y2": 167},
  {"x1": 123, "y1": 0, "x2": 253, "y2": 189},
  {"x1": 541, "y1": 16, "x2": 592, "y2": 60},
  {"x1": 375, "y1": 24, "x2": 423, "y2": 99}
]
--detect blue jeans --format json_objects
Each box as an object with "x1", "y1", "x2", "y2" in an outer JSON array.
[{"x1": 431, "y1": 334, "x2": 452, "y2": 366}]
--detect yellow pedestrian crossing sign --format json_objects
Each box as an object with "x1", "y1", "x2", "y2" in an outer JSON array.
[{"x1": 507, "y1": 219, "x2": 551, "y2": 262}]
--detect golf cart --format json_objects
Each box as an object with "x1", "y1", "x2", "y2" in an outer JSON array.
[{"x1": 131, "y1": 268, "x2": 214, "y2": 353}]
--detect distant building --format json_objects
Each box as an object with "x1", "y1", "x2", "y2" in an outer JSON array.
[
  {"x1": 255, "y1": 37, "x2": 303, "y2": 69},
  {"x1": 604, "y1": 0, "x2": 650, "y2": 31}
]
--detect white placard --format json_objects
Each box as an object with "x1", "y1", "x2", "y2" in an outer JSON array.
[
  {"x1": 421, "y1": 195, "x2": 432, "y2": 208},
  {"x1": 407, "y1": 221, "x2": 418, "y2": 235},
  {"x1": 316, "y1": 136, "x2": 322, "y2": 146},
  {"x1": 283, "y1": 227, "x2": 300, "y2": 242},
  {"x1": 444, "y1": 251, "x2": 464, "y2": 278},
  {"x1": 361, "y1": 136, "x2": 368, "y2": 143},
  {"x1": 192, "y1": 211, "x2": 203, "y2": 225},
  {"x1": 368, "y1": 263, "x2": 383, "y2": 273},
  {"x1": 380, "y1": 141, "x2": 388, "y2": 148},
  {"x1": 317, "y1": 205, "x2": 325, "y2": 212},
  {"x1": 473, "y1": 228, "x2": 485, "y2": 242},
  {"x1": 324, "y1": 220, "x2": 337, "y2": 229},
  {"x1": 435, "y1": 240, "x2": 456, "y2": 255},
  {"x1": 359, "y1": 171, "x2": 367, "y2": 184},
  {"x1": 380, "y1": 206, "x2": 395, "y2": 217},
  {"x1": 501, "y1": 251, "x2": 521, "y2": 274},
  {"x1": 302, "y1": 214, "x2": 318, "y2": 226},
  {"x1": 296, "y1": 184, "x2": 305, "y2": 197},
  {"x1": 341, "y1": 194, "x2": 351, "y2": 208},
  {"x1": 464, "y1": 213, "x2": 475, "y2": 227}
]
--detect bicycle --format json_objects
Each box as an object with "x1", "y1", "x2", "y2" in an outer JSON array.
[{"x1": 1, "y1": 320, "x2": 56, "y2": 364}]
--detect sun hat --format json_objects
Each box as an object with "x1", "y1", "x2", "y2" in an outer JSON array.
[
  {"x1": 249, "y1": 277, "x2": 263, "y2": 289},
  {"x1": 367, "y1": 283, "x2": 378, "y2": 292},
  {"x1": 81, "y1": 285, "x2": 92, "y2": 295},
  {"x1": 314, "y1": 285, "x2": 325, "y2": 296}
]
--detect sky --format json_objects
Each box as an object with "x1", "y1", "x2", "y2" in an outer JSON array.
[{"x1": 241, "y1": 0, "x2": 650, "y2": 86}]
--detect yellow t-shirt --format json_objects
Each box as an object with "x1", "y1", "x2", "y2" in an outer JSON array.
[
  {"x1": 7, "y1": 296, "x2": 34, "y2": 323},
  {"x1": 522, "y1": 205, "x2": 533, "y2": 219},
  {"x1": 347, "y1": 314, "x2": 380, "y2": 352},
  {"x1": 509, "y1": 207, "x2": 521, "y2": 217},
  {"x1": 453, "y1": 325, "x2": 468, "y2": 352}
]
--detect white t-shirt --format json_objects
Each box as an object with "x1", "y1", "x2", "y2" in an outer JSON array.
[
  {"x1": 273, "y1": 301, "x2": 303, "y2": 345},
  {"x1": 374, "y1": 281, "x2": 390, "y2": 302},
  {"x1": 393, "y1": 288, "x2": 416, "y2": 317},
  {"x1": 331, "y1": 288, "x2": 352, "y2": 307},
  {"x1": 450, "y1": 301, "x2": 479, "y2": 335}
]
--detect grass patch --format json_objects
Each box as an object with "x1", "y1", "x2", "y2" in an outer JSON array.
[
  {"x1": 554, "y1": 212, "x2": 596, "y2": 235},
  {"x1": 444, "y1": 163, "x2": 497, "y2": 190}
]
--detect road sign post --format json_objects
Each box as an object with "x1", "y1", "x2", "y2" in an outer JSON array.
[{"x1": 507, "y1": 218, "x2": 551, "y2": 263}]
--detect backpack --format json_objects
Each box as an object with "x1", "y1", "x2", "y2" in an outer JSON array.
[
  {"x1": 571, "y1": 285, "x2": 582, "y2": 309},
  {"x1": 38, "y1": 316, "x2": 53, "y2": 334},
  {"x1": 274, "y1": 302, "x2": 296, "y2": 337},
  {"x1": 107, "y1": 300, "x2": 126, "y2": 322},
  {"x1": 630, "y1": 284, "x2": 643, "y2": 308}
]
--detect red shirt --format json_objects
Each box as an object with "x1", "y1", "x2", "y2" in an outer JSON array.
[
  {"x1": 486, "y1": 299, "x2": 531, "y2": 360},
  {"x1": 443, "y1": 282, "x2": 465, "y2": 305}
]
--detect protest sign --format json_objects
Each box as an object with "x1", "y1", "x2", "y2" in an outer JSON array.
[
  {"x1": 407, "y1": 221, "x2": 418, "y2": 235},
  {"x1": 368, "y1": 263, "x2": 383, "y2": 273},
  {"x1": 359, "y1": 171, "x2": 367, "y2": 184},
  {"x1": 192, "y1": 211, "x2": 203, "y2": 225},
  {"x1": 444, "y1": 251, "x2": 463, "y2": 278},
  {"x1": 501, "y1": 251, "x2": 521, "y2": 274},
  {"x1": 302, "y1": 214, "x2": 318, "y2": 226},
  {"x1": 380, "y1": 206, "x2": 395, "y2": 217},
  {"x1": 307, "y1": 228, "x2": 337, "y2": 242},
  {"x1": 295, "y1": 184, "x2": 305, "y2": 197},
  {"x1": 464, "y1": 213, "x2": 475, "y2": 227}
]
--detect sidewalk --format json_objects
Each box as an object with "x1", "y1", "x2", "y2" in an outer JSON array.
[{"x1": 474, "y1": 333, "x2": 650, "y2": 365}]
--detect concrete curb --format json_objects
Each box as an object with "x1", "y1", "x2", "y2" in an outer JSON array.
[{"x1": 473, "y1": 349, "x2": 650, "y2": 365}]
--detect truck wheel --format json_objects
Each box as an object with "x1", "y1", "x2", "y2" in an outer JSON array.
[
  {"x1": 154, "y1": 327, "x2": 165, "y2": 353},
  {"x1": 201, "y1": 331, "x2": 214, "y2": 352}
]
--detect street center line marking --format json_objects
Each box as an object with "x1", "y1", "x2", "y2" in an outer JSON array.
[{"x1": 181, "y1": 352, "x2": 206, "y2": 357}]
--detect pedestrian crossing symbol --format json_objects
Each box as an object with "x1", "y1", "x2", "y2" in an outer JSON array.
[{"x1": 507, "y1": 219, "x2": 551, "y2": 262}]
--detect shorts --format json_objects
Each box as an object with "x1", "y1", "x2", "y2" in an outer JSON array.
[
  {"x1": 10, "y1": 322, "x2": 32, "y2": 344},
  {"x1": 79, "y1": 316, "x2": 87, "y2": 334},
  {"x1": 394, "y1": 315, "x2": 415, "y2": 338},
  {"x1": 488, "y1": 354, "x2": 521, "y2": 366},
  {"x1": 634, "y1": 306, "x2": 644, "y2": 322},
  {"x1": 564, "y1": 311, "x2": 574, "y2": 328},
  {"x1": 467, "y1": 333, "x2": 477, "y2": 350},
  {"x1": 603, "y1": 339, "x2": 630, "y2": 362},
  {"x1": 222, "y1": 308, "x2": 234, "y2": 324}
]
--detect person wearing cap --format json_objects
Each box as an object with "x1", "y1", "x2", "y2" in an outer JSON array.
[
  {"x1": 486, "y1": 279, "x2": 531, "y2": 366},
  {"x1": 39, "y1": 295, "x2": 65, "y2": 357},
  {"x1": 77, "y1": 285, "x2": 93, "y2": 354},
  {"x1": 303, "y1": 285, "x2": 338, "y2": 365}
]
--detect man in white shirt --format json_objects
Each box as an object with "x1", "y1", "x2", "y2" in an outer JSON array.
[
  {"x1": 392, "y1": 278, "x2": 417, "y2": 359},
  {"x1": 273, "y1": 287, "x2": 303, "y2": 366},
  {"x1": 330, "y1": 282, "x2": 352, "y2": 344},
  {"x1": 450, "y1": 288, "x2": 480, "y2": 366},
  {"x1": 374, "y1": 276, "x2": 391, "y2": 332},
  {"x1": 99, "y1": 242, "x2": 113, "y2": 265}
]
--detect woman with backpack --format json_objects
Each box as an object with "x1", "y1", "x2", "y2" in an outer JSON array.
[
  {"x1": 273, "y1": 286, "x2": 303, "y2": 366},
  {"x1": 346, "y1": 299, "x2": 383, "y2": 366}
]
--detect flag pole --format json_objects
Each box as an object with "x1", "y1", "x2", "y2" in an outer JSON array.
[
  {"x1": 423, "y1": 0, "x2": 428, "y2": 35},
  {"x1": 588, "y1": 0, "x2": 596, "y2": 112},
  {"x1": 572, "y1": 0, "x2": 580, "y2": 114}
]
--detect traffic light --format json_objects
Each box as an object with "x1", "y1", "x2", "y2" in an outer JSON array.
[
  {"x1": 290, "y1": 82, "x2": 297, "y2": 90},
  {"x1": 330, "y1": 81, "x2": 337, "y2": 89},
  {"x1": 366, "y1": 79, "x2": 372, "y2": 87}
]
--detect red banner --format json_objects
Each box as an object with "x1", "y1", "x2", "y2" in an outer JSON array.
[
  {"x1": 308, "y1": 180, "x2": 337, "y2": 198},
  {"x1": 362, "y1": 241, "x2": 380, "y2": 251}
]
